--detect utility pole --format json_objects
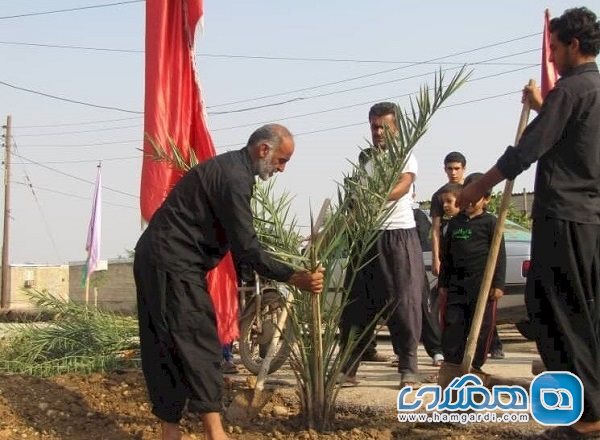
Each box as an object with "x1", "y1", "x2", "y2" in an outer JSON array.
[{"x1": 1, "y1": 115, "x2": 12, "y2": 309}]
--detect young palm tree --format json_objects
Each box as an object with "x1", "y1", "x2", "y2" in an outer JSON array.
[
  {"x1": 146, "y1": 67, "x2": 469, "y2": 430},
  {"x1": 0, "y1": 289, "x2": 139, "y2": 376}
]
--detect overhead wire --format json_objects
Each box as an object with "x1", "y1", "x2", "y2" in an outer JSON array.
[
  {"x1": 11, "y1": 155, "x2": 140, "y2": 165},
  {"x1": 2, "y1": 47, "x2": 541, "y2": 136},
  {"x1": 11, "y1": 181, "x2": 138, "y2": 210},
  {"x1": 205, "y1": 32, "x2": 541, "y2": 109},
  {"x1": 214, "y1": 86, "x2": 525, "y2": 150},
  {"x1": 16, "y1": 139, "x2": 141, "y2": 148},
  {"x1": 210, "y1": 63, "x2": 536, "y2": 133},
  {"x1": 14, "y1": 116, "x2": 142, "y2": 129},
  {"x1": 0, "y1": 39, "x2": 538, "y2": 67},
  {"x1": 0, "y1": 80, "x2": 142, "y2": 114},
  {"x1": 209, "y1": 50, "x2": 539, "y2": 115},
  {"x1": 0, "y1": 0, "x2": 143, "y2": 20},
  {"x1": 14, "y1": 123, "x2": 142, "y2": 137},
  {"x1": 11, "y1": 138, "x2": 62, "y2": 261},
  {"x1": 1, "y1": 34, "x2": 540, "y2": 119},
  {"x1": 10, "y1": 61, "x2": 535, "y2": 153},
  {"x1": 11, "y1": 150, "x2": 139, "y2": 199}
]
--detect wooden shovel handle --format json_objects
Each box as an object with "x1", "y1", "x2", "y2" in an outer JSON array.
[{"x1": 460, "y1": 79, "x2": 535, "y2": 373}]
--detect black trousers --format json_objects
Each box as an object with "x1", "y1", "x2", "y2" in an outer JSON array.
[
  {"x1": 421, "y1": 277, "x2": 443, "y2": 358},
  {"x1": 134, "y1": 252, "x2": 223, "y2": 423},
  {"x1": 442, "y1": 296, "x2": 497, "y2": 370},
  {"x1": 365, "y1": 275, "x2": 442, "y2": 360},
  {"x1": 340, "y1": 228, "x2": 424, "y2": 376},
  {"x1": 526, "y1": 217, "x2": 600, "y2": 422}
]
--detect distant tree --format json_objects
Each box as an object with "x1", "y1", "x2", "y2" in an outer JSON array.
[{"x1": 487, "y1": 192, "x2": 532, "y2": 229}]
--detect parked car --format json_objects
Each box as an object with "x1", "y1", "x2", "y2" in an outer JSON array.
[
  {"x1": 327, "y1": 210, "x2": 531, "y2": 324},
  {"x1": 420, "y1": 210, "x2": 531, "y2": 324}
]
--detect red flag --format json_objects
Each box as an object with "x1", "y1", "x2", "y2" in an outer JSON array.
[
  {"x1": 142, "y1": 0, "x2": 239, "y2": 345},
  {"x1": 541, "y1": 9, "x2": 559, "y2": 98}
]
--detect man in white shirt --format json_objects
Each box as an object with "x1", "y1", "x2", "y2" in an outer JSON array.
[{"x1": 339, "y1": 102, "x2": 425, "y2": 388}]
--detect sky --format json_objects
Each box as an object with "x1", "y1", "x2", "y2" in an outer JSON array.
[{"x1": 0, "y1": 0, "x2": 597, "y2": 264}]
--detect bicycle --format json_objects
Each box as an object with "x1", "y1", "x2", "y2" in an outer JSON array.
[{"x1": 237, "y1": 270, "x2": 292, "y2": 375}]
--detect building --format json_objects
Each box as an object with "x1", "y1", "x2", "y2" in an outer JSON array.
[{"x1": 0, "y1": 259, "x2": 137, "y2": 314}]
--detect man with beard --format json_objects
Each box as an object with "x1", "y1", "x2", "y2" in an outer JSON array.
[
  {"x1": 134, "y1": 123, "x2": 324, "y2": 440},
  {"x1": 460, "y1": 7, "x2": 600, "y2": 437}
]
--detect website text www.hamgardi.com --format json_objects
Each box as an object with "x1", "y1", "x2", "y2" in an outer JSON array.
[{"x1": 397, "y1": 411, "x2": 530, "y2": 424}]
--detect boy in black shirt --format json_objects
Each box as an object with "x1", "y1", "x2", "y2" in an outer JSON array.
[{"x1": 438, "y1": 173, "x2": 506, "y2": 370}]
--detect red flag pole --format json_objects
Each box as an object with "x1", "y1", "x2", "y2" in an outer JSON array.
[{"x1": 541, "y1": 9, "x2": 559, "y2": 98}]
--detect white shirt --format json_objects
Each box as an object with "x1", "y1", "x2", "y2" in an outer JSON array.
[{"x1": 365, "y1": 153, "x2": 418, "y2": 230}]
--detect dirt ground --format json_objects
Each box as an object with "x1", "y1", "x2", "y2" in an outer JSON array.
[
  {"x1": 0, "y1": 369, "x2": 545, "y2": 440},
  {"x1": 0, "y1": 326, "x2": 548, "y2": 440}
]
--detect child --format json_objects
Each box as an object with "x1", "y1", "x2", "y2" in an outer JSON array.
[
  {"x1": 438, "y1": 173, "x2": 506, "y2": 371},
  {"x1": 435, "y1": 182, "x2": 463, "y2": 331},
  {"x1": 437, "y1": 182, "x2": 463, "y2": 237}
]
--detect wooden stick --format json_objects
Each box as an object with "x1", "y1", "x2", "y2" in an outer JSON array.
[
  {"x1": 309, "y1": 199, "x2": 331, "y2": 422},
  {"x1": 84, "y1": 275, "x2": 90, "y2": 306},
  {"x1": 460, "y1": 79, "x2": 535, "y2": 374}
]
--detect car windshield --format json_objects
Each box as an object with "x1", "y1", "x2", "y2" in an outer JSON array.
[{"x1": 503, "y1": 219, "x2": 531, "y2": 242}]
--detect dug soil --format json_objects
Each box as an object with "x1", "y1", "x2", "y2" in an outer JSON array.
[{"x1": 0, "y1": 368, "x2": 546, "y2": 440}]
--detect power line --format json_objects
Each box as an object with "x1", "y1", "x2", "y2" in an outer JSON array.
[
  {"x1": 14, "y1": 123, "x2": 142, "y2": 137},
  {"x1": 206, "y1": 32, "x2": 541, "y2": 109},
  {"x1": 1, "y1": 37, "x2": 539, "y2": 118},
  {"x1": 11, "y1": 155, "x2": 140, "y2": 165},
  {"x1": 12, "y1": 181, "x2": 138, "y2": 210},
  {"x1": 215, "y1": 87, "x2": 524, "y2": 150},
  {"x1": 11, "y1": 150, "x2": 139, "y2": 199},
  {"x1": 209, "y1": 50, "x2": 539, "y2": 115},
  {"x1": 0, "y1": 80, "x2": 142, "y2": 114},
  {"x1": 0, "y1": 0, "x2": 143, "y2": 20},
  {"x1": 11, "y1": 64, "x2": 533, "y2": 152},
  {"x1": 11, "y1": 139, "x2": 62, "y2": 261},
  {"x1": 0, "y1": 39, "x2": 539, "y2": 67},
  {"x1": 0, "y1": 40, "x2": 142, "y2": 53},
  {"x1": 211, "y1": 63, "x2": 536, "y2": 132},
  {"x1": 13, "y1": 66, "x2": 531, "y2": 152},
  {"x1": 16, "y1": 139, "x2": 141, "y2": 148},
  {"x1": 14, "y1": 116, "x2": 141, "y2": 129}
]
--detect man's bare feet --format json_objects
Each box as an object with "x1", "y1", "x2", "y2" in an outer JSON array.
[
  {"x1": 201, "y1": 412, "x2": 230, "y2": 440},
  {"x1": 161, "y1": 422, "x2": 185, "y2": 440},
  {"x1": 161, "y1": 414, "x2": 229, "y2": 440}
]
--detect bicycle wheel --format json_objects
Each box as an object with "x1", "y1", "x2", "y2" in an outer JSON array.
[{"x1": 238, "y1": 288, "x2": 291, "y2": 375}]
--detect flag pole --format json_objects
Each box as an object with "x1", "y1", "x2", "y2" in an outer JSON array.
[
  {"x1": 84, "y1": 272, "x2": 90, "y2": 306},
  {"x1": 460, "y1": 79, "x2": 535, "y2": 374},
  {"x1": 83, "y1": 162, "x2": 101, "y2": 307}
]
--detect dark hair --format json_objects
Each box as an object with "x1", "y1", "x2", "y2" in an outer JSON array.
[
  {"x1": 464, "y1": 172, "x2": 492, "y2": 198},
  {"x1": 368, "y1": 102, "x2": 399, "y2": 120},
  {"x1": 437, "y1": 182, "x2": 463, "y2": 200},
  {"x1": 443, "y1": 151, "x2": 467, "y2": 167},
  {"x1": 246, "y1": 123, "x2": 293, "y2": 151},
  {"x1": 550, "y1": 7, "x2": 600, "y2": 56}
]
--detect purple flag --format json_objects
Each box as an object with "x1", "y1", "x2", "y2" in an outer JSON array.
[{"x1": 82, "y1": 165, "x2": 102, "y2": 284}]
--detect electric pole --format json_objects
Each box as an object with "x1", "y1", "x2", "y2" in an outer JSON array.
[{"x1": 1, "y1": 115, "x2": 12, "y2": 309}]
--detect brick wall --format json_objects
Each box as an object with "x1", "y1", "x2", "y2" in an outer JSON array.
[
  {"x1": 7, "y1": 265, "x2": 69, "y2": 311},
  {"x1": 69, "y1": 259, "x2": 136, "y2": 313}
]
